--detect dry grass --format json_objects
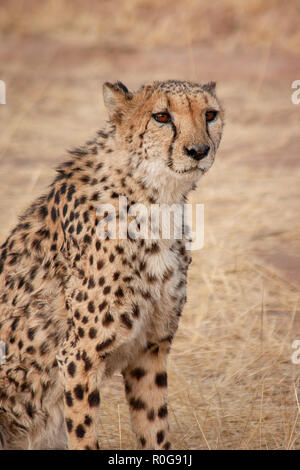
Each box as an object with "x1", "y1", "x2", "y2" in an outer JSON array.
[
  {"x1": 0, "y1": 0, "x2": 299, "y2": 450},
  {"x1": 1, "y1": 0, "x2": 300, "y2": 52}
]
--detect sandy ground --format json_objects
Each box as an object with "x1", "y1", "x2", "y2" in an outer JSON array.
[{"x1": 0, "y1": 33, "x2": 300, "y2": 449}]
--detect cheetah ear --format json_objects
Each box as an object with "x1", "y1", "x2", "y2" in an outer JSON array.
[
  {"x1": 202, "y1": 81, "x2": 216, "y2": 95},
  {"x1": 103, "y1": 81, "x2": 133, "y2": 124}
]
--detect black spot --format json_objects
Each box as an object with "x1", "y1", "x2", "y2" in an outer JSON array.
[
  {"x1": 75, "y1": 424, "x2": 86, "y2": 438},
  {"x1": 84, "y1": 234, "x2": 91, "y2": 245},
  {"x1": 163, "y1": 441, "x2": 171, "y2": 450},
  {"x1": 60, "y1": 182, "x2": 67, "y2": 194},
  {"x1": 17, "y1": 277, "x2": 25, "y2": 290},
  {"x1": 51, "y1": 207, "x2": 57, "y2": 223},
  {"x1": 39, "y1": 205, "x2": 48, "y2": 219},
  {"x1": 147, "y1": 274, "x2": 157, "y2": 284},
  {"x1": 88, "y1": 277, "x2": 95, "y2": 290},
  {"x1": 116, "y1": 245, "x2": 124, "y2": 254},
  {"x1": 88, "y1": 389, "x2": 100, "y2": 407},
  {"x1": 99, "y1": 300, "x2": 108, "y2": 312},
  {"x1": 54, "y1": 191, "x2": 60, "y2": 205},
  {"x1": 155, "y1": 372, "x2": 167, "y2": 387},
  {"x1": 141, "y1": 290, "x2": 151, "y2": 300},
  {"x1": 147, "y1": 409, "x2": 155, "y2": 421},
  {"x1": 40, "y1": 341, "x2": 49, "y2": 355},
  {"x1": 83, "y1": 356, "x2": 93, "y2": 372},
  {"x1": 78, "y1": 327, "x2": 85, "y2": 338},
  {"x1": 11, "y1": 317, "x2": 20, "y2": 331},
  {"x1": 80, "y1": 175, "x2": 90, "y2": 184},
  {"x1": 131, "y1": 368, "x2": 146, "y2": 380},
  {"x1": 25, "y1": 402, "x2": 36, "y2": 419},
  {"x1": 84, "y1": 415, "x2": 92, "y2": 427},
  {"x1": 65, "y1": 391, "x2": 73, "y2": 407},
  {"x1": 67, "y1": 361, "x2": 76, "y2": 377},
  {"x1": 76, "y1": 222, "x2": 83, "y2": 234},
  {"x1": 157, "y1": 430, "x2": 165, "y2": 445},
  {"x1": 26, "y1": 346, "x2": 36, "y2": 355},
  {"x1": 102, "y1": 311, "x2": 114, "y2": 326},
  {"x1": 120, "y1": 313, "x2": 132, "y2": 329},
  {"x1": 124, "y1": 380, "x2": 132, "y2": 394},
  {"x1": 150, "y1": 242, "x2": 160, "y2": 254},
  {"x1": 97, "y1": 260, "x2": 104, "y2": 270},
  {"x1": 31, "y1": 239, "x2": 42, "y2": 252},
  {"x1": 139, "y1": 261, "x2": 146, "y2": 271},
  {"x1": 74, "y1": 310, "x2": 81, "y2": 320},
  {"x1": 158, "y1": 405, "x2": 168, "y2": 418},
  {"x1": 74, "y1": 384, "x2": 84, "y2": 400},
  {"x1": 91, "y1": 192, "x2": 99, "y2": 201},
  {"x1": 88, "y1": 301, "x2": 95, "y2": 313},
  {"x1": 67, "y1": 185, "x2": 76, "y2": 201},
  {"x1": 66, "y1": 418, "x2": 73, "y2": 433},
  {"x1": 115, "y1": 287, "x2": 124, "y2": 298},
  {"x1": 140, "y1": 436, "x2": 146, "y2": 447},
  {"x1": 129, "y1": 397, "x2": 146, "y2": 410},
  {"x1": 95, "y1": 334, "x2": 115, "y2": 352},
  {"x1": 132, "y1": 304, "x2": 140, "y2": 318},
  {"x1": 89, "y1": 327, "x2": 97, "y2": 339}
]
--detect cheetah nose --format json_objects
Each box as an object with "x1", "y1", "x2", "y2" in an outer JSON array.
[{"x1": 184, "y1": 144, "x2": 210, "y2": 161}]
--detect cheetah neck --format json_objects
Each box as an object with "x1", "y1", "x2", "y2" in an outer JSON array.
[{"x1": 132, "y1": 158, "x2": 200, "y2": 206}]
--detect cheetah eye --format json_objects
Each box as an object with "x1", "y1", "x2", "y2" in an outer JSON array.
[
  {"x1": 205, "y1": 110, "x2": 218, "y2": 122},
  {"x1": 153, "y1": 112, "x2": 171, "y2": 124}
]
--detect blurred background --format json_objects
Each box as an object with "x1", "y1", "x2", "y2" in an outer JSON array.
[{"x1": 0, "y1": 0, "x2": 299, "y2": 449}]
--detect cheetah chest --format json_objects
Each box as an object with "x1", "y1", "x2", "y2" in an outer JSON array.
[{"x1": 134, "y1": 240, "x2": 189, "y2": 337}]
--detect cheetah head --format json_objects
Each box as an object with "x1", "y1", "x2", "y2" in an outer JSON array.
[{"x1": 103, "y1": 80, "x2": 224, "y2": 195}]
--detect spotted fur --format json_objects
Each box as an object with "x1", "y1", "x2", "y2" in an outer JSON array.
[{"x1": 0, "y1": 80, "x2": 224, "y2": 449}]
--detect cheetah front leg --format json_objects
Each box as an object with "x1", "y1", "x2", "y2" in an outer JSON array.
[
  {"x1": 59, "y1": 347, "x2": 104, "y2": 450},
  {"x1": 122, "y1": 338, "x2": 171, "y2": 450}
]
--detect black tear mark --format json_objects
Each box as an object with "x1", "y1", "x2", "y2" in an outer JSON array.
[
  {"x1": 139, "y1": 115, "x2": 152, "y2": 156},
  {"x1": 168, "y1": 121, "x2": 178, "y2": 169}
]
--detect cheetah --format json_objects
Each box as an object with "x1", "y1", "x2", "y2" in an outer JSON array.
[{"x1": 0, "y1": 80, "x2": 224, "y2": 450}]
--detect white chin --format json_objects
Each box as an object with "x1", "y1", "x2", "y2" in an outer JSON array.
[{"x1": 170, "y1": 166, "x2": 202, "y2": 175}]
